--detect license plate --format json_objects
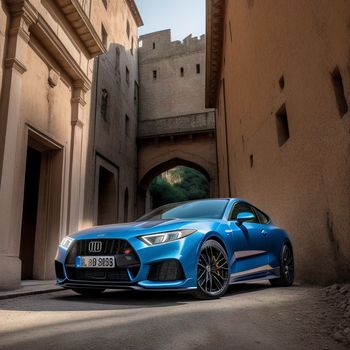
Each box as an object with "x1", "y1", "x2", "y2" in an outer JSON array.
[{"x1": 76, "y1": 256, "x2": 115, "y2": 268}]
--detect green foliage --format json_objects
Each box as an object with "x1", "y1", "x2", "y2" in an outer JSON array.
[
  {"x1": 149, "y1": 166, "x2": 210, "y2": 207},
  {"x1": 174, "y1": 166, "x2": 209, "y2": 200}
]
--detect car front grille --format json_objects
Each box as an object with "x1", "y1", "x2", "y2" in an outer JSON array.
[
  {"x1": 70, "y1": 268, "x2": 131, "y2": 282},
  {"x1": 68, "y1": 239, "x2": 133, "y2": 257},
  {"x1": 64, "y1": 239, "x2": 140, "y2": 283}
]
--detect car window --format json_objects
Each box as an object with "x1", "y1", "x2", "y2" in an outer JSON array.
[
  {"x1": 254, "y1": 207, "x2": 270, "y2": 224},
  {"x1": 229, "y1": 203, "x2": 259, "y2": 223},
  {"x1": 137, "y1": 199, "x2": 229, "y2": 221}
]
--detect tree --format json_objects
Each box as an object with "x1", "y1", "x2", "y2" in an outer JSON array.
[
  {"x1": 174, "y1": 167, "x2": 209, "y2": 200},
  {"x1": 149, "y1": 176, "x2": 186, "y2": 207},
  {"x1": 149, "y1": 166, "x2": 209, "y2": 207}
]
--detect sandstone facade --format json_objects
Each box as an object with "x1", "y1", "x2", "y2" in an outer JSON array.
[
  {"x1": 206, "y1": 0, "x2": 350, "y2": 283},
  {"x1": 82, "y1": 0, "x2": 142, "y2": 228}
]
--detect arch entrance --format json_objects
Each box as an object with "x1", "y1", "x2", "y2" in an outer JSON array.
[{"x1": 137, "y1": 133, "x2": 218, "y2": 216}]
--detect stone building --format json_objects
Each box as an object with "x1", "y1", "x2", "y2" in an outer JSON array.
[
  {"x1": 0, "y1": 0, "x2": 142, "y2": 290},
  {"x1": 206, "y1": 0, "x2": 350, "y2": 283},
  {"x1": 137, "y1": 30, "x2": 217, "y2": 213},
  {"x1": 82, "y1": 0, "x2": 142, "y2": 228}
]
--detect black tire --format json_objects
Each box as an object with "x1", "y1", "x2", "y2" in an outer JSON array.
[
  {"x1": 270, "y1": 244, "x2": 294, "y2": 287},
  {"x1": 192, "y1": 239, "x2": 230, "y2": 300},
  {"x1": 71, "y1": 288, "x2": 105, "y2": 296}
]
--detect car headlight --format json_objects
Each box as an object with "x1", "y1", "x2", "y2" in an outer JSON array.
[
  {"x1": 59, "y1": 236, "x2": 74, "y2": 250},
  {"x1": 138, "y1": 229, "x2": 196, "y2": 246}
]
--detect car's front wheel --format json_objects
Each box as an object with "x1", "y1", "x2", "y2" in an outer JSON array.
[
  {"x1": 192, "y1": 239, "x2": 230, "y2": 300},
  {"x1": 71, "y1": 288, "x2": 105, "y2": 296},
  {"x1": 270, "y1": 244, "x2": 294, "y2": 287}
]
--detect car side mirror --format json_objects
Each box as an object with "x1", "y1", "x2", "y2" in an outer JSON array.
[{"x1": 235, "y1": 212, "x2": 255, "y2": 225}]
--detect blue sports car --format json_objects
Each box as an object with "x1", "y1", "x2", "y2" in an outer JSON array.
[{"x1": 55, "y1": 199, "x2": 294, "y2": 299}]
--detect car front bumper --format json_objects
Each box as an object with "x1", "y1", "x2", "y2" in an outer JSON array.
[{"x1": 55, "y1": 232, "x2": 203, "y2": 291}]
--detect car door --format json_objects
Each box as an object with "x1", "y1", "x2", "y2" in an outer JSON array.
[
  {"x1": 252, "y1": 205, "x2": 277, "y2": 268},
  {"x1": 228, "y1": 202, "x2": 269, "y2": 281}
]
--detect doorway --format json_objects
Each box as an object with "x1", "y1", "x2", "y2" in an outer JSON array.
[
  {"x1": 20, "y1": 147, "x2": 41, "y2": 280},
  {"x1": 19, "y1": 130, "x2": 63, "y2": 280},
  {"x1": 97, "y1": 166, "x2": 117, "y2": 225}
]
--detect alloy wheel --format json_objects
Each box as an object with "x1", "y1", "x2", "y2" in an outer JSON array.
[
  {"x1": 197, "y1": 241, "x2": 229, "y2": 297},
  {"x1": 282, "y1": 245, "x2": 294, "y2": 284}
]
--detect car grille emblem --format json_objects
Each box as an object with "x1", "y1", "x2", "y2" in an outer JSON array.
[{"x1": 88, "y1": 241, "x2": 102, "y2": 253}]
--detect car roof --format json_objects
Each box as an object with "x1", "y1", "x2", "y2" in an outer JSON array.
[{"x1": 193, "y1": 198, "x2": 243, "y2": 202}]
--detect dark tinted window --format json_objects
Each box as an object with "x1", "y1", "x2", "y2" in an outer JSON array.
[
  {"x1": 137, "y1": 200, "x2": 229, "y2": 221},
  {"x1": 254, "y1": 207, "x2": 270, "y2": 224},
  {"x1": 229, "y1": 203, "x2": 259, "y2": 223}
]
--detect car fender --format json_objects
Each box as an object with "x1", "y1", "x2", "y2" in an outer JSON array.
[{"x1": 196, "y1": 228, "x2": 234, "y2": 262}]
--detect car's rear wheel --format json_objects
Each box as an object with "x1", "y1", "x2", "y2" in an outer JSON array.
[
  {"x1": 192, "y1": 239, "x2": 229, "y2": 300},
  {"x1": 71, "y1": 288, "x2": 105, "y2": 296},
  {"x1": 270, "y1": 244, "x2": 294, "y2": 287}
]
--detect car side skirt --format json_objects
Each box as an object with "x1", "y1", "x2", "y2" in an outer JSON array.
[{"x1": 229, "y1": 265, "x2": 280, "y2": 284}]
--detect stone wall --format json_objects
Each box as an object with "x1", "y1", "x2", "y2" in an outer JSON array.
[
  {"x1": 83, "y1": 0, "x2": 140, "y2": 226},
  {"x1": 207, "y1": 0, "x2": 350, "y2": 284},
  {"x1": 139, "y1": 30, "x2": 210, "y2": 121},
  {"x1": 0, "y1": 4, "x2": 6, "y2": 100},
  {"x1": 138, "y1": 112, "x2": 215, "y2": 137},
  {"x1": 137, "y1": 29, "x2": 217, "y2": 214}
]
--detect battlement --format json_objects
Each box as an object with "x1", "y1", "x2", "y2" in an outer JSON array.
[{"x1": 139, "y1": 29, "x2": 205, "y2": 61}]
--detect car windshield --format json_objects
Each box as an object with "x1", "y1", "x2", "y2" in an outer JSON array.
[{"x1": 137, "y1": 199, "x2": 229, "y2": 221}]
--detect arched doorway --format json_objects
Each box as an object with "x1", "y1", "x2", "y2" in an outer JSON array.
[{"x1": 138, "y1": 157, "x2": 214, "y2": 216}]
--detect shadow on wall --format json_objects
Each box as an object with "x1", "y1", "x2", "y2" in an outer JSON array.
[{"x1": 82, "y1": 42, "x2": 136, "y2": 227}]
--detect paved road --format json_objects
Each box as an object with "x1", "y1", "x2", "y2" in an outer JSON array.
[{"x1": 0, "y1": 283, "x2": 347, "y2": 350}]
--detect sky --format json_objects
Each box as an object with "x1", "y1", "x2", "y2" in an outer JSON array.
[{"x1": 135, "y1": 0, "x2": 206, "y2": 41}]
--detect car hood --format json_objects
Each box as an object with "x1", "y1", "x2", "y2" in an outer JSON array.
[{"x1": 69, "y1": 219, "x2": 222, "y2": 240}]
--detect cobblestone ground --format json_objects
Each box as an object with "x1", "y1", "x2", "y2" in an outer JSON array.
[{"x1": 0, "y1": 282, "x2": 349, "y2": 350}]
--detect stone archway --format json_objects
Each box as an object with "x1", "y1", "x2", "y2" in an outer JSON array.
[
  {"x1": 139, "y1": 144, "x2": 217, "y2": 188},
  {"x1": 140, "y1": 157, "x2": 211, "y2": 190},
  {"x1": 137, "y1": 150, "x2": 218, "y2": 216},
  {"x1": 137, "y1": 120, "x2": 218, "y2": 217}
]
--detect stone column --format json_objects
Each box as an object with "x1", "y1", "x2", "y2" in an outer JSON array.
[
  {"x1": 67, "y1": 81, "x2": 89, "y2": 234},
  {"x1": 0, "y1": 2, "x2": 36, "y2": 290}
]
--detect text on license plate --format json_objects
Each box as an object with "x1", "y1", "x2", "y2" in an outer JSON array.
[{"x1": 75, "y1": 256, "x2": 115, "y2": 268}]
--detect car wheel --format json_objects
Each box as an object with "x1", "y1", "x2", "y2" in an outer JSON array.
[
  {"x1": 71, "y1": 288, "x2": 106, "y2": 296},
  {"x1": 270, "y1": 244, "x2": 294, "y2": 287},
  {"x1": 192, "y1": 239, "x2": 230, "y2": 300}
]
